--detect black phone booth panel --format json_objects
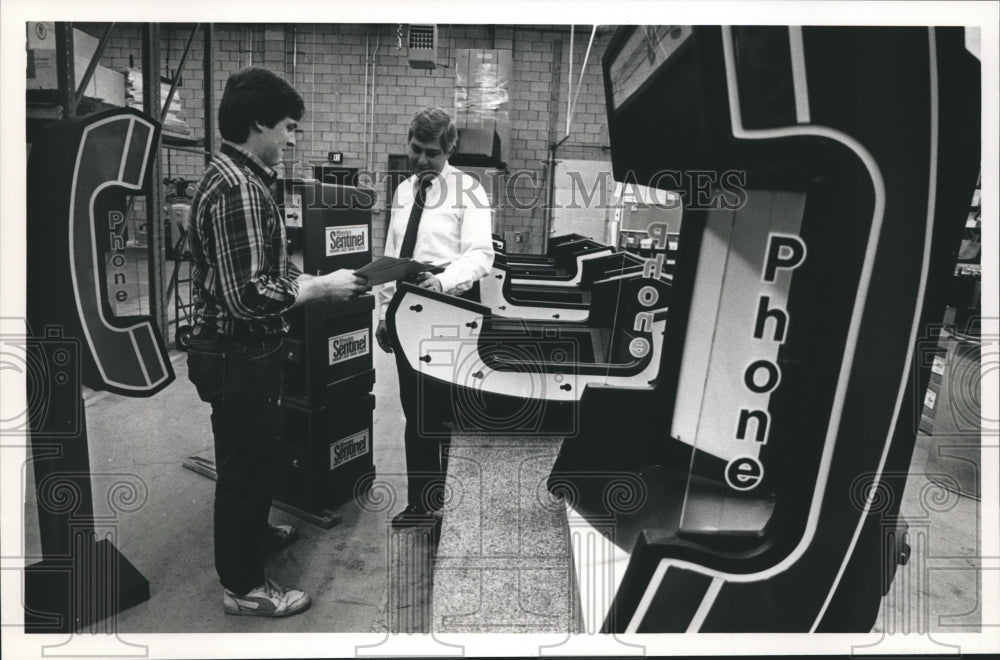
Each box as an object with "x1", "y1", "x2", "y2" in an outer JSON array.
[
  {"x1": 25, "y1": 106, "x2": 172, "y2": 632},
  {"x1": 508, "y1": 240, "x2": 614, "y2": 280},
  {"x1": 26, "y1": 107, "x2": 174, "y2": 396},
  {"x1": 388, "y1": 271, "x2": 670, "y2": 405},
  {"x1": 560, "y1": 25, "x2": 983, "y2": 634},
  {"x1": 481, "y1": 264, "x2": 592, "y2": 322}
]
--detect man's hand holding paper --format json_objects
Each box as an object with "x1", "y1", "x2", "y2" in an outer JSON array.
[{"x1": 354, "y1": 255, "x2": 443, "y2": 288}]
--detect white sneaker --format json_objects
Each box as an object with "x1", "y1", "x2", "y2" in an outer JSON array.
[{"x1": 223, "y1": 578, "x2": 311, "y2": 617}]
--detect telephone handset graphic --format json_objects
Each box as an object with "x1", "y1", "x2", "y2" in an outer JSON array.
[
  {"x1": 594, "y1": 26, "x2": 980, "y2": 633},
  {"x1": 27, "y1": 107, "x2": 174, "y2": 396}
]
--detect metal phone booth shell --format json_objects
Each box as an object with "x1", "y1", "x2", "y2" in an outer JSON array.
[
  {"x1": 506, "y1": 238, "x2": 613, "y2": 279},
  {"x1": 27, "y1": 107, "x2": 173, "y2": 396},
  {"x1": 497, "y1": 232, "x2": 594, "y2": 270},
  {"x1": 387, "y1": 261, "x2": 671, "y2": 435},
  {"x1": 564, "y1": 25, "x2": 981, "y2": 633},
  {"x1": 480, "y1": 237, "x2": 620, "y2": 317},
  {"x1": 25, "y1": 107, "x2": 174, "y2": 632},
  {"x1": 508, "y1": 241, "x2": 615, "y2": 285},
  {"x1": 481, "y1": 252, "x2": 649, "y2": 322},
  {"x1": 506, "y1": 249, "x2": 639, "y2": 292}
]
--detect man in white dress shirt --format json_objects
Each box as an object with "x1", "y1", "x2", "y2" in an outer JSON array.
[{"x1": 375, "y1": 107, "x2": 494, "y2": 527}]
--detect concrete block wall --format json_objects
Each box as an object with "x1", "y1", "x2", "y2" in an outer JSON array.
[
  {"x1": 93, "y1": 23, "x2": 263, "y2": 243},
  {"x1": 89, "y1": 23, "x2": 613, "y2": 256},
  {"x1": 504, "y1": 28, "x2": 612, "y2": 253}
]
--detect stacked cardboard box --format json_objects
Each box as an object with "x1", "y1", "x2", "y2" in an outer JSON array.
[
  {"x1": 124, "y1": 69, "x2": 191, "y2": 135},
  {"x1": 26, "y1": 22, "x2": 126, "y2": 106}
]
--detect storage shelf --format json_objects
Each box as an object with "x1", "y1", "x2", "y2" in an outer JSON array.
[{"x1": 162, "y1": 131, "x2": 203, "y2": 146}]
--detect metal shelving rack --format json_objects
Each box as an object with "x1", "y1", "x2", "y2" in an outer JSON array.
[
  {"x1": 27, "y1": 22, "x2": 215, "y2": 348},
  {"x1": 158, "y1": 24, "x2": 214, "y2": 350}
]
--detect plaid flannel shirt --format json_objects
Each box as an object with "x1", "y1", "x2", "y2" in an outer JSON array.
[{"x1": 189, "y1": 142, "x2": 301, "y2": 338}]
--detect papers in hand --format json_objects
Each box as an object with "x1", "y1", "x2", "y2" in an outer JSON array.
[{"x1": 354, "y1": 256, "x2": 442, "y2": 287}]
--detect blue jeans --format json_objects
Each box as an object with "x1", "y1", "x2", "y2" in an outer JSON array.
[{"x1": 187, "y1": 334, "x2": 284, "y2": 594}]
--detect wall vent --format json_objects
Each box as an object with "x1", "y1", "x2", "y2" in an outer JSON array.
[{"x1": 407, "y1": 24, "x2": 438, "y2": 70}]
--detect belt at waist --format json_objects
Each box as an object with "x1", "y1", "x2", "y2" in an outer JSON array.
[{"x1": 192, "y1": 324, "x2": 282, "y2": 345}]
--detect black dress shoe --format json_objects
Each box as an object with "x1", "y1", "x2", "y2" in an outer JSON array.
[{"x1": 391, "y1": 504, "x2": 442, "y2": 528}]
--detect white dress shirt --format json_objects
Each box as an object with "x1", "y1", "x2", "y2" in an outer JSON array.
[{"x1": 377, "y1": 162, "x2": 495, "y2": 319}]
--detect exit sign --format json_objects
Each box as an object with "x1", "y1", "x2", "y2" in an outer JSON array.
[{"x1": 328, "y1": 152, "x2": 343, "y2": 164}]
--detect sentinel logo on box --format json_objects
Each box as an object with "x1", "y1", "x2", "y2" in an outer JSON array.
[
  {"x1": 328, "y1": 329, "x2": 369, "y2": 365},
  {"x1": 326, "y1": 225, "x2": 369, "y2": 256},
  {"x1": 330, "y1": 430, "x2": 369, "y2": 469}
]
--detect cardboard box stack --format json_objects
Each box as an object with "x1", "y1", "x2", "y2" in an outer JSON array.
[{"x1": 124, "y1": 69, "x2": 191, "y2": 136}]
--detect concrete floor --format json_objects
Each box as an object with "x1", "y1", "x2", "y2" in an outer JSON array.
[
  {"x1": 872, "y1": 440, "x2": 984, "y2": 635},
  {"x1": 15, "y1": 252, "x2": 985, "y2": 638},
  {"x1": 18, "y1": 330, "x2": 984, "y2": 638},
  {"x1": 22, "y1": 317, "x2": 411, "y2": 633}
]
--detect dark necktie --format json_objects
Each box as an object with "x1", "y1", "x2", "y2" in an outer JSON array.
[{"x1": 398, "y1": 178, "x2": 433, "y2": 259}]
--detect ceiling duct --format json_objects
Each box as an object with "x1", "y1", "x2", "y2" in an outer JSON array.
[{"x1": 407, "y1": 24, "x2": 438, "y2": 70}]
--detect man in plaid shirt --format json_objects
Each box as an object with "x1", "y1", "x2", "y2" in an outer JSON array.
[{"x1": 187, "y1": 67, "x2": 365, "y2": 618}]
